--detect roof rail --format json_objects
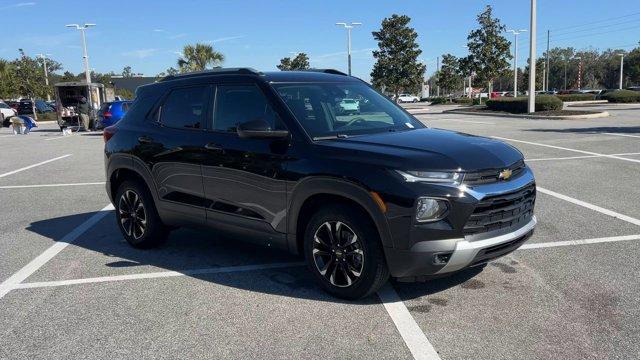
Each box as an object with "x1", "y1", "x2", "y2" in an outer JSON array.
[
  {"x1": 305, "y1": 69, "x2": 349, "y2": 76},
  {"x1": 159, "y1": 67, "x2": 262, "y2": 82}
]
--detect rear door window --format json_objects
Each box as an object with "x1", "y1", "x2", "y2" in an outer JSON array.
[{"x1": 159, "y1": 86, "x2": 209, "y2": 130}]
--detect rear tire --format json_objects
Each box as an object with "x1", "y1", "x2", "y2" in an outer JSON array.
[
  {"x1": 115, "y1": 180, "x2": 169, "y2": 249},
  {"x1": 304, "y1": 204, "x2": 389, "y2": 299}
]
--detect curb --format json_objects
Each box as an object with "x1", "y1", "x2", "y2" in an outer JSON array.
[
  {"x1": 563, "y1": 100, "x2": 608, "y2": 106},
  {"x1": 443, "y1": 109, "x2": 610, "y2": 120}
]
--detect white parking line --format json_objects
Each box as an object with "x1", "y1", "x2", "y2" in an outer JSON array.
[
  {"x1": 603, "y1": 132, "x2": 640, "y2": 139},
  {"x1": 0, "y1": 204, "x2": 114, "y2": 299},
  {"x1": 0, "y1": 182, "x2": 105, "y2": 189},
  {"x1": 492, "y1": 136, "x2": 640, "y2": 164},
  {"x1": 14, "y1": 262, "x2": 306, "y2": 290},
  {"x1": 43, "y1": 134, "x2": 77, "y2": 141},
  {"x1": 526, "y1": 152, "x2": 640, "y2": 162},
  {"x1": 520, "y1": 234, "x2": 640, "y2": 250},
  {"x1": 378, "y1": 284, "x2": 441, "y2": 360},
  {"x1": 0, "y1": 154, "x2": 72, "y2": 178},
  {"x1": 538, "y1": 187, "x2": 640, "y2": 227},
  {"x1": 430, "y1": 118, "x2": 495, "y2": 125}
]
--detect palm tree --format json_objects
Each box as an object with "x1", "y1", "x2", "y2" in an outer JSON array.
[{"x1": 177, "y1": 43, "x2": 225, "y2": 73}]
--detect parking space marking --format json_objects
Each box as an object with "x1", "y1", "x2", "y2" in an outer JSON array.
[
  {"x1": 378, "y1": 284, "x2": 441, "y2": 360},
  {"x1": 43, "y1": 134, "x2": 77, "y2": 141},
  {"x1": 14, "y1": 262, "x2": 306, "y2": 290},
  {"x1": 526, "y1": 152, "x2": 640, "y2": 162},
  {"x1": 0, "y1": 204, "x2": 114, "y2": 299},
  {"x1": 538, "y1": 187, "x2": 640, "y2": 227},
  {"x1": 0, "y1": 154, "x2": 72, "y2": 178},
  {"x1": 429, "y1": 118, "x2": 495, "y2": 125},
  {"x1": 0, "y1": 181, "x2": 105, "y2": 189},
  {"x1": 603, "y1": 132, "x2": 640, "y2": 139},
  {"x1": 520, "y1": 234, "x2": 640, "y2": 250},
  {"x1": 492, "y1": 136, "x2": 640, "y2": 164}
]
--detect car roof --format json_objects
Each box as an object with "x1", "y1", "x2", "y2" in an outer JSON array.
[{"x1": 157, "y1": 68, "x2": 361, "y2": 84}]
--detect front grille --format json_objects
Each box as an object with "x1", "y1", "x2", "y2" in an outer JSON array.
[
  {"x1": 463, "y1": 160, "x2": 526, "y2": 185},
  {"x1": 463, "y1": 183, "x2": 536, "y2": 235}
]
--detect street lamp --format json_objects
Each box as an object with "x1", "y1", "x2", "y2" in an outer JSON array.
[
  {"x1": 507, "y1": 29, "x2": 527, "y2": 96},
  {"x1": 66, "y1": 23, "x2": 95, "y2": 85},
  {"x1": 617, "y1": 53, "x2": 625, "y2": 90},
  {"x1": 36, "y1": 53, "x2": 52, "y2": 101},
  {"x1": 335, "y1": 22, "x2": 361, "y2": 76}
]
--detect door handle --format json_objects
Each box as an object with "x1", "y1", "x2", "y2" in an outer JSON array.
[
  {"x1": 138, "y1": 136, "x2": 153, "y2": 144},
  {"x1": 204, "y1": 142, "x2": 223, "y2": 151}
]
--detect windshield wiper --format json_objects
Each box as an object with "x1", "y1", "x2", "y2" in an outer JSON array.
[{"x1": 313, "y1": 134, "x2": 349, "y2": 141}]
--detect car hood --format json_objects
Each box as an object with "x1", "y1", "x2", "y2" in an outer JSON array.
[{"x1": 316, "y1": 128, "x2": 523, "y2": 171}]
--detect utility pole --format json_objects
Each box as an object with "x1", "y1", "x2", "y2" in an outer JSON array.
[
  {"x1": 527, "y1": 0, "x2": 537, "y2": 113},
  {"x1": 618, "y1": 53, "x2": 625, "y2": 89},
  {"x1": 564, "y1": 57, "x2": 568, "y2": 90},
  {"x1": 577, "y1": 57, "x2": 582, "y2": 90},
  {"x1": 545, "y1": 30, "x2": 550, "y2": 91},
  {"x1": 436, "y1": 56, "x2": 440, "y2": 97},
  {"x1": 335, "y1": 22, "x2": 362, "y2": 76},
  {"x1": 37, "y1": 53, "x2": 52, "y2": 101},
  {"x1": 507, "y1": 29, "x2": 527, "y2": 96}
]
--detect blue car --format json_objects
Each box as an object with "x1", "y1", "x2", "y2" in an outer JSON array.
[{"x1": 97, "y1": 101, "x2": 132, "y2": 129}]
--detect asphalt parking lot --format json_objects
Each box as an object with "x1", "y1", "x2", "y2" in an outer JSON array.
[{"x1": 1, "y1": 103, "x2": 639, "y2": 360}]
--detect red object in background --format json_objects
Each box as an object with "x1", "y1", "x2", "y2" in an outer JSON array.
[
  {"x1": 490, "y1": 92, "x2": 500, "y2": 98},
  {"x1": 103, "y1": 111, "x2": 112, "y2": 118}
]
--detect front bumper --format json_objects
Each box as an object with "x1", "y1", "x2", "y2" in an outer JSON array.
[
  {"x1": 384, "y1": 166, "x2": 536, "y2": 280},
  {"x1": 386, "y1": 216, "x2": 536, "y2": 280}
]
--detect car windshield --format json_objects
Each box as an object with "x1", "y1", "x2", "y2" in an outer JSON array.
[{"x1": 274, "y1": 82, "x2": 424, "y2": 139}]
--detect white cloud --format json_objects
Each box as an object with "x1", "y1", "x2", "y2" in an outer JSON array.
[
  {"x1": 152, "y1": 29, "x2": 165, "y2": 33},
  {"x1": 168, "y1": 33, "x2": 187, "y2": 40},
  {"x1": 122, "y1": 48, "x2": 159, "y2": 59},
  {"x1": 0, "y1": 2, "x2": 35, "y2": 9},
  {"x1": 207, "y1": 35, "x2": 245, "y2": 44}
]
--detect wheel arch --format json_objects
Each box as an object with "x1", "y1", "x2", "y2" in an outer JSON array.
[
  {"x1": 106, "y1": 154, "x2": 159, "y2": 205},
  {"x1": 287, "y1": 177, "x2": 394, "y2": 255}
]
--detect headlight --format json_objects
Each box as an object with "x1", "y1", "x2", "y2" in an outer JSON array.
[
  {"x1": 396, "y1": 170, "x2": 463, "y2": 185},
  {"x1": 415, "y1": 197, "x2": 449, "y2": 222}
]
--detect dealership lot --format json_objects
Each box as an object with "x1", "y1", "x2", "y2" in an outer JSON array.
[{"x1": 1, "y1": 104, "x2": 639, "y2": 360}]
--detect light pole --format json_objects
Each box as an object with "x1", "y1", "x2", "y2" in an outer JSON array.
[
  {"x1": 335, "y1": 22, "x2": 361, "y2": 76},
  {"x1": 617, "y1": 53, "x2": 625, "y2": 89},
  {"x1": 527, "y1": 0, "x2": 536, "y2": 113},
  {"x1": 66, "y1": 23, "x2": 96, "y2": 112},
  {"x1": 507, "y1": 29, "x2": 527, "y2": 96},
  {"x1": 37, "y1": 53, "x2": 52, "y2": 101},
  {"x1": 574, "y1": 56, "x2": 582, "y2": 90}
]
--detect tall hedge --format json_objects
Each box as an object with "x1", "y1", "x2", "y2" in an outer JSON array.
[
  {"x1": 485, "y1": 95, "x2": 562, "y2": 113},
  {"x1": 600, "y1": 90, "x2": 640, "y2": 103},
  {"x1": 556, "y1": 93, "x2": 596, "y2": 102}
]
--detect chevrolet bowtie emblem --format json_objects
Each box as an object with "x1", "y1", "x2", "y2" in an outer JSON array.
[{"x1": 499, "y1": 169, "x2": 513, "y2": 180}]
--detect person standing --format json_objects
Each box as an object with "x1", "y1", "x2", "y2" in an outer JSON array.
[{"x1": 77, "y1": 96, "x2": 91, "y2": 131}]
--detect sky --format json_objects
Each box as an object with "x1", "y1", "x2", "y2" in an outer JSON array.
[{"x1": 1, "y1": 0, "x2": 639, "y2": 81}]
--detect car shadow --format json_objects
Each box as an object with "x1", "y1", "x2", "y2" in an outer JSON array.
[
  {"x1": 26, "y1": 210, "x2": 485, "y2": 303},
  {"x1": 525, "y1": 126, "x2": 640, "y2": 135}
]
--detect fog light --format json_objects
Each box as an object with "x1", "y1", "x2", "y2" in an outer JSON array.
[{"x1": 415, "y1": 197, "x2": 448, "y2": 222}]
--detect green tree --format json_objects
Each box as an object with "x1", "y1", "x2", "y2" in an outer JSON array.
[
  {"x1": 177, "y1": 43, "x2": 224, "y2": 73},
  {"x1": 122, "y1": 66, "x2": 134, "y2": 77},
  {"x1": 60, "y1": 71, "x2": 78, "y2": 82},
  {"x1": 13, "y1": 50, "x2": 53, "y2": 119},
  {"x1": 466, "y1": 5, "x2": 512, "y2": 95},
  {"x1": 626, "y1": 45, "x2": 640, "y2": 86},
  {"x1": 0, "y1": 59, "x2": 19, "y2": 99},
  {"x1": 277, "y1": 53, "x2": 310, "y2": 70},
  {"x1": 370, "y1": 14, "x2": 426, "y2": 96},
  {"x1": 436, "y1": 54, "x2": 462, "y2": 97},
  {"x1": 115, "y1": 88, "x2": 135, "y2": 100}
]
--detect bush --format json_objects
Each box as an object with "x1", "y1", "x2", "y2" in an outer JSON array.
[
  {"x1": 485, "y1": 95, "x2": 562, "y2": 113},
  {"x1": 453, "y1": 97, "x2": 472, "y2": 104},
  {"x1": 600, "y1": 89, "x2": 640, "y2": 103},
  {"x1": 427, "y1": 97, "x2": 449, "y2": 105},
  {"x1": 556, "y1": 93, "x2": 596, "y2": 102}
]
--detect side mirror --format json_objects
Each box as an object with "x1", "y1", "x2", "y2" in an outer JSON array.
[{"x1": 237, "y1": 119, "x2": 289, "y2": 140}]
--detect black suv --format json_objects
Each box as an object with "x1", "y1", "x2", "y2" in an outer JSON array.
[{"x1": 104, "y1": 68, "x2": 536, "y2": 299}]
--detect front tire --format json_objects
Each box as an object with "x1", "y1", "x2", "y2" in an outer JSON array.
[
  {"x1": 115, "y1": 180, "x2": 168, "y2": 248},
  {"x1": 304, "y1": 204, "x2": 389, "y2": 299}
]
